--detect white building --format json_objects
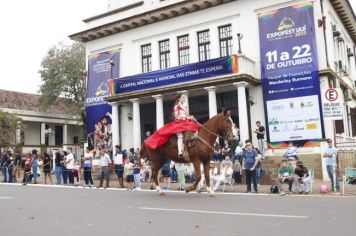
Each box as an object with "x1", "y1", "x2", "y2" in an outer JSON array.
[
  {"x1": 0, "y1": 89, "x2": 84, "y2": 156},
  {"x1": 70, "y1": 0, "x2": 356, "y2": 178}
]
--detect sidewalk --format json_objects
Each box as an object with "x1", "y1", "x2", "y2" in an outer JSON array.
[{"x1": 5, "y1": 173, "x2": 355, "y2": 196}]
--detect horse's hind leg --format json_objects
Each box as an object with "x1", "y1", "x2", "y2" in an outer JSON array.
[{"x1": 186, "y1": 160, "x2": 201, "y2": 193}]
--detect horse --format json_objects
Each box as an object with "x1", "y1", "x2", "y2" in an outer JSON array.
[{"x1": 139, "y1": 109, "x2": 234, "y2": 196}]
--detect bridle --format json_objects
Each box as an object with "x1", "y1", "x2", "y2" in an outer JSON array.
[{"x1": 194, "y1": 117, "x2": 233, "y2": 150}]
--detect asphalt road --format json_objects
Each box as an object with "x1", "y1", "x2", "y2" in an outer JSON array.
[{"x1": 0, "y1": 184, "x2": 355, "y2": 236}]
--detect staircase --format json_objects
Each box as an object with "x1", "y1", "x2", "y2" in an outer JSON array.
[{"x1": 261, "y1": 153, "x2": 322, "y2": 185}]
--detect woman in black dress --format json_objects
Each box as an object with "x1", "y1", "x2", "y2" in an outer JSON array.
[{"x1": 43, "y1": 153, "x2": 52, "y2": 185}]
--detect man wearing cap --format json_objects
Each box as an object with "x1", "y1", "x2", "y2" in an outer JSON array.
[{"x1": 323, "y1": 139, "x2": 340, "y2": 192}]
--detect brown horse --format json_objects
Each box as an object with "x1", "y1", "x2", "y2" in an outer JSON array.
[{"x1": 139, "y1": 109, "x2": 234, "y2": 196}]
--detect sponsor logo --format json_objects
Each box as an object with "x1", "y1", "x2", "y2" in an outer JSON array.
[
  {"x1": 95, "y1": 82, "x2": 110, "y2": 96},
  {"x1": 272, "y1": 104, "x2": 285, "y2": 111},
  {"x1": 266, "y1": 16, "x2": 307, "y2": 40},
  {"x1": 268, "y1": 118, "x2": 280, "y2": 125},
  {"x1": 306, "y1": 123, "x2": 318, "y2": 130},
  {"x1": 277, "y1": 17, "x2": 295, "y2": 31},
  {"x1": 300, "y1": 101, "x2": 313, "y2": 108},
  {"x1": 293, "y1": 125, "x2": 304, "y2": 131},
  {"x1": 272, "y1": 126, "x2": 280, "y2": 132}
]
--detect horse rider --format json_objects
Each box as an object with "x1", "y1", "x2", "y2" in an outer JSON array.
[{"x1": 144, "y1": 94, "x2": 200, "y2": 162}]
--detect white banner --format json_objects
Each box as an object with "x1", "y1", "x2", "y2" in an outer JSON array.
[{"x1": 267, "y1": 95, "x2": 323, "y2": 142}]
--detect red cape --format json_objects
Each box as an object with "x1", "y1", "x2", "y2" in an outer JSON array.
[{"x1": 145, "y1": 120, "x2": 200, "y2": 149}]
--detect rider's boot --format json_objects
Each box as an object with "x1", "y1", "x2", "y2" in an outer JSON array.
[{"x1": 177, "y1": 133, "x2": 184, "y2": 159}]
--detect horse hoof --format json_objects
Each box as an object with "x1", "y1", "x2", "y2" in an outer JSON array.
[
  {"x1": 159, "y1": 192, "x2": 166, "y2": 196},
  {"x1": 209, "y1": 192, "x2": 216, "y2": 197}
]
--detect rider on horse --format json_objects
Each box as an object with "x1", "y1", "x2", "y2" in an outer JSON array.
[{"x1": 144, "y1": 94, "x2": 200, "y2": 162}]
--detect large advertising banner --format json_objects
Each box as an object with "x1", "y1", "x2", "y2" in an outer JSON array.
[
  {"x1": 111, "y1": 55, "x2": 238, "y2": 94},
  {"x1": 86, "y1": 50, "x2": 120, "y2": 151},
  {"x1": 258, "y1": 2, "x2": 324, "y2": 144}
]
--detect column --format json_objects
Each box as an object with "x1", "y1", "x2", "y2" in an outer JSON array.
[
  {"x1": 177, "y1": 90, "x2": 189, "y2": 110},
  {"x1": 204, "y1": 86, "x2": 217, "y2": 118},
  {"x1": 110, "y1": 102, "x2": 120, "y2": 149},
  {"x1": 130, "y1": 98, "x2": 141, "y2": 149},
  {"x1": 120, "y1": 104, "x2": 132, "y2": 149},
  {"x1": 40, "y1": 122, "x2": 46, "y2": 145},
  {"x1": 152, "y1": 94, "x2": 164, "y2": 129},
  {"x1": 63, "y1": 124, "x2": 68, "y2": 145},
  {"x1": 234, "y1": 82, "x2": 249, "y2": 142}
]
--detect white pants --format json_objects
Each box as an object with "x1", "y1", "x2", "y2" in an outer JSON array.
[
  {"x1": 177, "y1": 133, "x2": 183, "y2": 155},
  {"x1": 294, "y1": 176, "x2": 311, "y2": 193},
  {"x1": 210, "y1": 175, "x2": 227, "y2": 191}
]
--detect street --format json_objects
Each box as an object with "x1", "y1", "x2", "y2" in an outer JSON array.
[{"x1": 0, "y1": 184, "x2": 355, "y2": 236}]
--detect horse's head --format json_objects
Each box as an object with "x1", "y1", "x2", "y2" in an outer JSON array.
[{"x1": 216, "y1": 108, "x2": 234, "y2": 141}]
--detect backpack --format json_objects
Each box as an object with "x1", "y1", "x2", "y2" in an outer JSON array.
[{"x1": 270, "y1": 184, "x2": 279, "y2": 193}]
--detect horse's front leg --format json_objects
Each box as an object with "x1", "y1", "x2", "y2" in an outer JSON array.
[
  {"x1": 185, "y1": 160, "x2": 201, "y2": 193},
  {"x1": 203, "y1": 160, "x2": 215, "y2": 197}
]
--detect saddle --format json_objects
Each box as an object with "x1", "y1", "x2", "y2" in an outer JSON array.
[
  {"x1": 167, "y1": 131, "x2": 197, "y2": 148},
  {"x1": 168, "y1": 131, "x2": 197, "y2": 162}
]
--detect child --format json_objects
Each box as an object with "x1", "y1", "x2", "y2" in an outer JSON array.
[
  {"x1": 133, "y1": 159, "x2": 141, "y2": 191},
  {"x1": 124, "y1": 160, "x2": 134, "y2": 190},
  {"x1": 73, "y1": 160, "x2": 81, "y2": 185}
]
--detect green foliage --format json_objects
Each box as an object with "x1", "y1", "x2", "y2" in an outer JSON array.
[
  {"x1": 0, "y1": 109, "x2": 22, "y2": 150},
  {"x1": 38, "y1": 42, "x2": 86, "y2": 114}
]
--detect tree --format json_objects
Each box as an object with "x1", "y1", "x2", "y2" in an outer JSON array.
[
  {"x1": 38, "y1": 42, "x2": 86, "y2": 114},
  {"x1": 0, "y1": 109, "x2": 22, "y2": 150}
]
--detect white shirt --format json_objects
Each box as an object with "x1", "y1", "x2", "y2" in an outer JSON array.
[
  {"x1": 65, "y1": 153, "x2": 74, "y2": 169},
  {"x1": 113, "y1": 153, "x2": 124, "y2": 165},
  {"x1": 100, "y1": 153, "x2": 111, "y2": 167}
]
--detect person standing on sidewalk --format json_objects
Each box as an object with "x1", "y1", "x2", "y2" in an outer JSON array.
[
  {"x1": 22, "y1": 153, "x2": 33, "y2": 185},
  {"x1": 31, "y1": 149, "x2": 39, "y2": 184},
  {"x1": 113, "y1": 145, "x2": 126, "y2": 188},
  {"x1": 83, "y1": 148, "x2": 94, "y2": 187},
  {"x1": 65, "y1": 148, "x2": 75, "y2": 185},
  {"x1": 253, "y1": 121, "x2": 265, "y2": 159},
  {"x1": 97, "y1": 148, "x2": 112, "y2": 189},
  {"x1": 8, "y1": 152, "x2": 14, "y2": 183},
  {"x1": 13, "y1": 151, "x2": 22, "y2": 182},
  {"x1": 323, "y1": 139, "x2": 340, "y2": 192},
  {"x1": 242, "y1": 141, "x2": 259, "y2": 193},
  {"x1": 42, "y1": 153, "x2": 52, "y2": 185},
  {"x1": 1, "y1": 151, "x2": 9, "y2": 182},
  {"x1": 54, "y1": 152, "x2": 62, "y2": 185}
]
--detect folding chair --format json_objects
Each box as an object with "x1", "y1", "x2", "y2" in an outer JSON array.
[{"x1": 342, "y1": 168, "x2": 356, "y2": 195}]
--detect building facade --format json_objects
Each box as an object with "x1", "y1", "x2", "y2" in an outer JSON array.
[
  {"x1": 0, "y1": 90, "x2": 84, "y2": 156},
  {"x1": 70, "y1": 0, "x2": 356, "y2": 173}
]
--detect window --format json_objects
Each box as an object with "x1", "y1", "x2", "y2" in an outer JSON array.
[
  {"x1": 219, "y1": 25, "x2": 233, "y2": 57},
  {"x1": 198, "y1": 30, "x2": 210, "y2": 61},
  {"x1": 159, "y1": 39, "x2": 170, "y2": 69},
  {"x1": 141, "y1": 44, "x2": 152, "y2": 73},
  {"x1": 178, "y1": 35, "x2": 189, "y2": 65}
]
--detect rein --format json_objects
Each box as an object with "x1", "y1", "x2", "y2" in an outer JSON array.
[
  {"x1": 193, "y1": 120, "x2": 229, "y2": 151},
  {"x1": 196, "y1": 121, "x2": 228, "y2": 140}
]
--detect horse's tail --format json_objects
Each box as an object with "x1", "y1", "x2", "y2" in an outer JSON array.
[{"x1": 138, "y1": 143, "x2": 149, "y2": 167}]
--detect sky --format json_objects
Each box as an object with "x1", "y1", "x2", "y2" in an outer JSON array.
[
  {"x1": 0, "y1": 0, "x2": 107, "y2": 94},
  {"x1": 0, "y1": 0, "x2": 355, "y2": 95}
]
